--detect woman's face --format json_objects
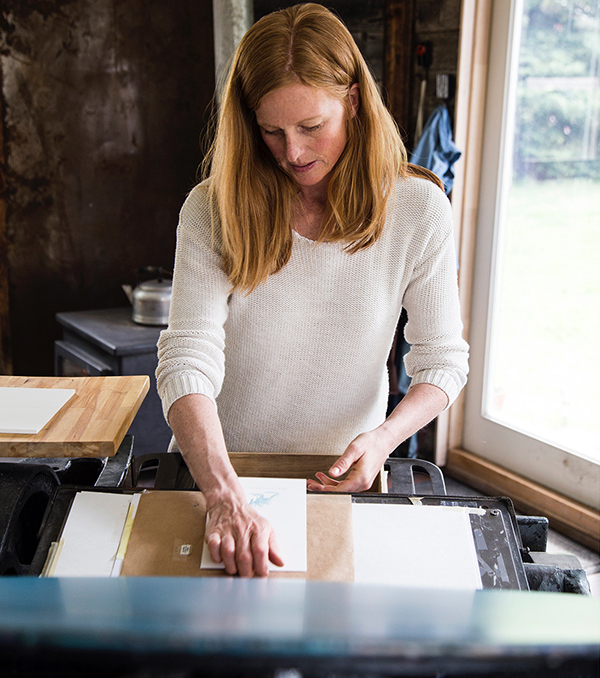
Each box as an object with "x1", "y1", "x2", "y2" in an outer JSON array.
[{"x1": 255, "y1": 82, "x2": 359, "y2": 196}]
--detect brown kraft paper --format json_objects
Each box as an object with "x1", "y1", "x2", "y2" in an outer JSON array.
[{"x1": 121, "y1": 490, "x2": 354, "y2": 581}]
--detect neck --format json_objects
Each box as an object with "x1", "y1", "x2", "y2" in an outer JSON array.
[
  {"x1": 293, "y1": 193, "x2": 327, "y2": 241},
  {"x1": 297, "y1": 173, "x2": 330, "y2": 209},
  {"x1": 293, "y1": 175, "x2": 331, "y2": 240},
  {"x1": 298, "y1": 192, "x2": 326, "y2": 214}
]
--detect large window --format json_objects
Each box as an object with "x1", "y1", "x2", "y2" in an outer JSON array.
[{"x1": 463, "y1": 0, "x2": 600, "y2": 509}]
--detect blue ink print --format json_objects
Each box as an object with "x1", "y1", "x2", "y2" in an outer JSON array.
[{"x1": 249, "y1": 491, "x2": 279, "y2": 508}]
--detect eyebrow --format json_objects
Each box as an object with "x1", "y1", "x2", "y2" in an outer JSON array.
[{"x1": 256, "y1": 115, "x2": 324, "y2": 129}]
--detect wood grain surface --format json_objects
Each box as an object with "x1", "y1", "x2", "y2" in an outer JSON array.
[
  {"x1": 229, "y1": 452, "x2": 384, "y2": 493},
  {"x1": 0, "y1": 375, "x2": 149, "y2": 458}
]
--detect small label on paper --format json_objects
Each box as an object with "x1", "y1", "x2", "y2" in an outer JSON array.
[{"x1": 179, "y1": 544, "x2": 192, "y2": 556}]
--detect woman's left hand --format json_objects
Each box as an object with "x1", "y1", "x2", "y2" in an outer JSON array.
[
  {"x1": 307, "y1": 384, "x2": 449, "y2": 493},
  {"x1": 307, "y1": 428, "x2": 395, "y2": 493}
]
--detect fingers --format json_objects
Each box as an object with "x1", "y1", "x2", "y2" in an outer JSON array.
[
  {"x1": 308, "y1": 471, "x2": 372, "y2": 493},
  {"x1": 307, "y1": 472, "x2": 340, "y2": 492},
  {"x1": 249, "y1": 528, "x2": 270, "y2": 577},
  {"x1": 249, "y1": 528, "x2": 284, "y2": 577},
  {"x1": 206, "y1": 531, "x2": 223, "y2": 564},
  {"x1": 205, "y1": 507, "x2": 282, "y2": 577},
  {"x1": 221, "y1": 533, "x2": 239, "y2": 575},
  {"x1": 206, "y1": 526, "x2": 240, "y2": 575},
  {"x1": 309, "y1": 435, "x2": 383, "y2": 493},
  {"x1": 327, "y1": 471, "x2": 372, "y2": 493},
  {"x1": 328, "y1": 446, "x2": 362, "y2": 478},
  {"x1": 306, "y1": 445, "x2": 365, "y2": 491},
  {"x1": 235, "y1": 534, "x2": 255, "y2": 578},
  {"x1": 268, "y1": 531, "x2": 285, "y2": 568},
  {"x1": 315, "y1": 471, "x2": 339, "y2": 485}
]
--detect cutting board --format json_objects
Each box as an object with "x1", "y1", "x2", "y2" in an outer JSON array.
[{"x1": 0, "y1": 375, "x2": 149, "y2": 458}]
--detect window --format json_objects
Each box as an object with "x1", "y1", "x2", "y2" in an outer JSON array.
[{"x1": 462, "y1": 0, "x2": 600, "y2": 509}]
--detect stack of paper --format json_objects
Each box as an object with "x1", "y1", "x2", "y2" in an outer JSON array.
[
  {"x1": 43, "y1": 492, "x2": 140, "y2": 577},
  {"x1": 0, "y1": 387, "x2": 75, "y2": 434},
  {"x1": 352, "y1": 503, "x2": 483, "y2": 589}
]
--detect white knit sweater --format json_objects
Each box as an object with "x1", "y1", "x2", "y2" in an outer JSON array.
[{"x1": 156, "y1": 176, "x2": 468, "y2": 456}]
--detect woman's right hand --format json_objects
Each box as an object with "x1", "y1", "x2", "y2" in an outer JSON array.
[
  {"x1": 167, "y1": 394, "x2": 283, "y2": 577},
  {"x1": 205, "y1": 497, "x2": 284, "y2": 577}
]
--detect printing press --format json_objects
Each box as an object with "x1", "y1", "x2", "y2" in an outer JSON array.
[{"x1": 0, "y1": 376, "x2": 598, "y2": 677}]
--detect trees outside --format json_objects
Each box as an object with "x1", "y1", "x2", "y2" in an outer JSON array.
[{"x1": 513, "y1": 0, "x2": 599, "y2": 179}]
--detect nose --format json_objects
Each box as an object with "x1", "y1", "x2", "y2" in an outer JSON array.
[{"x1": 284, "y1": 133, "x2": 305, "y2": 165}]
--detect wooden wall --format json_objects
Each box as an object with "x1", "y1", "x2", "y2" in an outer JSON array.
[{"x1": 0, "y1": 0, "x2": 215, "y2": 376}]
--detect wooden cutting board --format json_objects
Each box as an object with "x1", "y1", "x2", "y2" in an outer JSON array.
[{"x1": 0, "y1": 375, "x2": 149, "y2": 458}]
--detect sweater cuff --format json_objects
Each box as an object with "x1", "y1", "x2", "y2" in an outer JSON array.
[
  {"x1": 159, "y1": 372, "x2": 216, "y2": 422},
  {"x1": 409, "y1": 368, "x2": 463, "y2": 408}
]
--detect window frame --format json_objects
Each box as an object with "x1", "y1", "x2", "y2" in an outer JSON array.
[{"x1": 439, "y1": 0, "x2": 599, "y2": 549}]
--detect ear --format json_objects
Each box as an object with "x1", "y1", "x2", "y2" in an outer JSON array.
[{"x1": 348, "y1": 83, "x2": 360, "y2": 118}]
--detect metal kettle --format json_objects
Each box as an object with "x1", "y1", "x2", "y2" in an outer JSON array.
[{"x1": 122, "y1": 267, "x2": 172, "y2": 326}]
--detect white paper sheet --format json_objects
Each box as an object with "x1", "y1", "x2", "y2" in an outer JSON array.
[
  {"x1": 352, "y1": 503, "x2": 483, "y2": 590},
  {"x1": 50, "y1": 492, "x2": 134, "y2": 577},
  {"x1": 0, "y1": 387, "x2": 75, "y2": 434},
  {"x1": 201, "y1": 477, "x2": 307, "y2": 572}
]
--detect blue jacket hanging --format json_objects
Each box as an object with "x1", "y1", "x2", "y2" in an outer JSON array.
[{"x1": 409, "y1": 104, "x2": 461, "y2": 195}]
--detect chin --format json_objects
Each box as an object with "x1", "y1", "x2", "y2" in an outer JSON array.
[{"x1": 295, "y1": 171, "x2": 330, "y2": 187}]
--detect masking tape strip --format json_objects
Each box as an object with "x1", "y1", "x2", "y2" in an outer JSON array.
[
  {"x1": 111, "y1": 493, "x2": 141, "y2": 577},
  {"x1": 407, "y1": 497, "x2": 486, "y2": 515},
  {"x1": 40, "y1": 539, "x2": 64, "y2": 578}
]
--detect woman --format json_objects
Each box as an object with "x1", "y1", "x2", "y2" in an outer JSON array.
[{"x1": 156, "y1": 3, "x2": 469, "y2": 578}]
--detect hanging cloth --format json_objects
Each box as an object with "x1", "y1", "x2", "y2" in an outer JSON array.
[{"x1": 410, "y1": 104, "x2": 461, "y2": 195}]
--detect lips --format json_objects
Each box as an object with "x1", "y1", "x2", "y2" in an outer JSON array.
[{"x1": 289, "y1": 160, "x2": 317, "y2": 173}]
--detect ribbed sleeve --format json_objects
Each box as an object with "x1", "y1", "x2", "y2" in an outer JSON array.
[
  {"x1": 156, "y1": 184, "x2": 230, "y2": 421},
  {"x1": 399, "y1": 182, "x2": 469, "y2": 405}
]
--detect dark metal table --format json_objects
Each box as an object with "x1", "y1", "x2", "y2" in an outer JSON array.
[{"x1": 55, "y1": 307, "x2": 171, "y2": 456}]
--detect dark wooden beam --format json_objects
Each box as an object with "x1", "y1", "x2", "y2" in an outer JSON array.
[
  {"x1": 384, "y1": 0, "x2": 415, "y2": 144},
  {"x1": 0, "y1": 58, "x2": 12, "y2": 376}
]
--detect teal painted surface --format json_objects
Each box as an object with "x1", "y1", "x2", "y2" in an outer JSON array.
[{"x1": 0, "y1": 578, "x2": 598, "y2": 657}]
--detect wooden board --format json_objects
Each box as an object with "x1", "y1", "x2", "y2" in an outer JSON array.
[
  {"x1": 229, "y1": 452, "x2": 384, "y2": 493},
  {"x1": 0, "y1": 375, "x2": 149, "y2": 458}
]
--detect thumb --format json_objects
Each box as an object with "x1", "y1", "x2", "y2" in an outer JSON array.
[{"x1": 329, "y1": 446, "x2": 361, "y2": 477}]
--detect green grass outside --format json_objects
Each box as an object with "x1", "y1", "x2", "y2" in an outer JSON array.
[{"x1": 488, "y1": 177, "x2": 600, "y2": 460}]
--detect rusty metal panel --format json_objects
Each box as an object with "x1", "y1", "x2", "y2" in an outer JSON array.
[{"x1": 0, "y1": 0, "x2": 214, "y2": 375}]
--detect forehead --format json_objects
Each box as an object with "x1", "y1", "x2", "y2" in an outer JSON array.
[{"x1": 255, "y1": 83, "x2": 343, "y2": 125}]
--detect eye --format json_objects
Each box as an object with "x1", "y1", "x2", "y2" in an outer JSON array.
[
  {"x1": 261, "y1": 128, "x2": 281, "y2": 137},
  {"x1": 302, "y1": 124, "x2": 322, "y2": 133}
]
